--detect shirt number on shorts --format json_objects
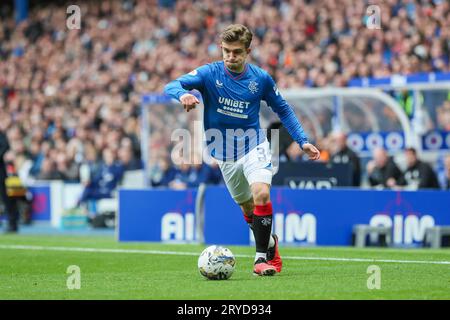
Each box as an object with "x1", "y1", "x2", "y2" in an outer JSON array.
[{"x1": 256, "y1": 147, "x2": 267, "y2": 162}]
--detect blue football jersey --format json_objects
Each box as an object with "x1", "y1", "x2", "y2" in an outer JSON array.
[{"x1": 165, "y1": 61, "x2": 309, "y2": 161}]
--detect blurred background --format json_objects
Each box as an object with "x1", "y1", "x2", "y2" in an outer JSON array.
[{"x1": 0, "y1": 0, "x2": 449, "y2": 244}]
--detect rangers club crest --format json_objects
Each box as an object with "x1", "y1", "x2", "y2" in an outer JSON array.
[
  {"x1": 261, "y1": 217, "x2": 272, "y2": 226},
  {"x1": 248, "y1": 81, "x2": 259, "y2": 94}
]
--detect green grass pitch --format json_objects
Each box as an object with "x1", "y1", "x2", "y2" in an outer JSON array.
[{"x1": 0, "y1": 234, "x2": 449, "y2": 300}]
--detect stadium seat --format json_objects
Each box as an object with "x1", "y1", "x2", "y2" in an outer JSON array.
[
  {"x1": 353, "y1": 224, "x2": 392, "y2": 248},
  {"x1": 96, "y1": 170, "x2": 146, "y2": 217},
  {"x1": 121, "y1": 170, "x2": 146, "y2": 188},
  {"x1": 424, "y1": 226, "x2": 450, "y2": 248}
]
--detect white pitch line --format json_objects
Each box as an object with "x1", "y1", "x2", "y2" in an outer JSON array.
[{"x1": 0, "y1": 244, "x2": 450, "y2": 265}]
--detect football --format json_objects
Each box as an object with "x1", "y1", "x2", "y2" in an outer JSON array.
[{"x1": 197, "y1": 245, "x2": 236, "y2": 280}]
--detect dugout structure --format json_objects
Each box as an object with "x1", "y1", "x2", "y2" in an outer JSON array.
[{"x1": 141, "y1": 76, "x2": 450, "y2": 186}]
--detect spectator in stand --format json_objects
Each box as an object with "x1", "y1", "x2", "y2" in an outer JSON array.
[
  {"x1": 315, "y1": 137, "x2": 330, "y2": 163},
  {"x1": 437, "y1": 101, "x2": 450, "y2": 131},
  {"x1": 442, "y1": 154, "x2": 450, "y2": 190},
  {"x1": 118, "y1": 144, "x2": 143, "y2": 171},
  {"x1": 77, "y1": 148, "x2": 124, "y2": 215},
  {"x1": 0, "y1": 128, "x2": 19, "y2": 232},
  {"x1": 329, "y1": 132, "x2": 361, "y2": 186},
  {"x1": 366, "y1": 147, "x2": 403, "y2": 189},
  {"x1": 28, "y1": 140, "x2": 45, "y2": 177},
  {"x1": 36, "y1": 157, "x2": 64, "y2": 180},
  {"x1": 396, "y1": 147, "x2": 440, "y2": 190},
  {"x1": 79, "y1": 142, "x2": 101, "y2": 186},
  {"x1": 167, "y1": 161, "x2": 193, "y2": 190},
  {"x1": 283, "y1": 141, "x2": 308, "y2": 163},
  {"x1": 151, "y1": 156, "x2": 178, "y2": 187},
  {"x1": 189, "y1": 154, "x2": 224, "y2": 186},
  {"x1": 55, "y1": 153, "x2": 79, "y2": 182},
  {"x1": 159, "y1": 153, "x2": 223, "y2": 189},
  {"x1": 204, "y1": 160, "x2": 224, "y2": 185}
]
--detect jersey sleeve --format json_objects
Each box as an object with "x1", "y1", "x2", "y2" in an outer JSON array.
[
  {"x1": 164, "y1": 65, "x2": 209, "y2": 101},
  {"x1": 262, "y1": 73, "x2": 309, "y2": 148}
]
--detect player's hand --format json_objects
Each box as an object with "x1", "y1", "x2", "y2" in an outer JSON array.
[
  {"x1": 302, "y1": 143, "x2": 320, "y2": 161},
  {"x1": 180, "y1": 93, "x2": 200, "y2": 112}
]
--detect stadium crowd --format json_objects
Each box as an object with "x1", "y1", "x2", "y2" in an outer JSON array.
[{"x1": 0, "y1": 0, "x2": 449, "y2": 198}]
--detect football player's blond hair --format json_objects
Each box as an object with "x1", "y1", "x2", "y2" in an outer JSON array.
[{"x1": 220, "y1": 24, "x2": 253, "y2": 49}]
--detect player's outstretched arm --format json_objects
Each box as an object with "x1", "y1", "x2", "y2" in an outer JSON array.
[{"x1": 164, "y1": 65, "x2": 208, "y2": 112}]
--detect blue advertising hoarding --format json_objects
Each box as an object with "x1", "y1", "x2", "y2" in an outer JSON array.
[
  {"x1": 28, "y1": 185, "x2": 51, "y2": 221},
  {"x1": 346, "y1": 131, "x2": 406, "y2": 153},
  {"x1": 422, "y1": 130, "x2": 450, "y2": 150},
  {"x1": 118, "y1": 187, "x2": 450, "y2": 246},
  {"x1": 348, "y1": 72, "x2": 450, "y2": 87},
  {"x1": 118, "y1": 189, "x2": 197, "y2": 242}
]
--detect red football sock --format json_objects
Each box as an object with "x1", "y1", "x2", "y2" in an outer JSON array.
[
  {"x1": 254, "y1": 202, "x2": 273, "y2": 216},
  {"x1": 243, "y1": 213, "x2": 253, "y2": 224}
]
